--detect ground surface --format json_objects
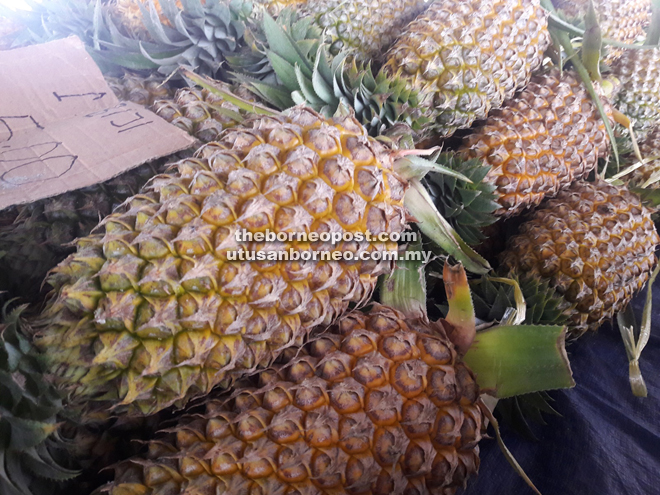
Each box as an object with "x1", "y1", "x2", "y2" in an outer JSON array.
[{"x1": 462, "y1": 286, "x2": 660, "y2": 495}]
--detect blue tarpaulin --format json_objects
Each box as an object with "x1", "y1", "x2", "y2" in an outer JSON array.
[{"x1": 462, "y1": 286, "x2": 660, "y2": 495}]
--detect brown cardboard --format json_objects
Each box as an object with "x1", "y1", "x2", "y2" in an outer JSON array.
[{"x1": 0, "y1": 36, "x2": 195, "y2": 210}]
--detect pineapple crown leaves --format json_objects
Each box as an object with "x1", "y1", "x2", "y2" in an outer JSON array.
[
  {"x1": 0, "y1": 303, "x2": 79, "y2": 495},
  {"x1": 421, "y1": 154, "x2": 499, "y2": 247},
  {"x1": 229, "y1": 11, "x2": 431, "y2": 136},
  {"x1": 495, "y1": 392, "x2": 561, "y2": 442},
  {"x1": 225, "y1": 8, "x2": 323, "y2": 84},
  {"x1": 0, "y1": 0, "x2": 99, "y2": 47},
  {"x1": 470, "y1": 274, "x2": 572, "y2": 327},
  {"x1": 95, "y1": 0, "x2": 253, "y2": 77}
]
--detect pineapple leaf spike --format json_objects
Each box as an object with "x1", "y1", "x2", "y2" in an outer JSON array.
[
  {"x1": 617, "y1": 263, "x2": 660, "y2": 397},
  {"x1": 182, "y1": 69, "x2": 279, "y2": 116}
]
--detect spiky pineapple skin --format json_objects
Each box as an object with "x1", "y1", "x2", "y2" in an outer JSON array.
[
  {"x1": 612, "y1": 48, "x2": 660, "y2": 136},
  {"x1": 460, "y1": 69, "x2": 611, "y2": 217},
  {"x1": 35, "y1": 107, "x2": 407, "y2": 418},
  {"x1": 501, "y1": 179, "x2": 659, "y2": 335},
  {"x1": 303, "y1": 0, "x2": 431, "y2": 61},
  {"x1": 0, "y1": 162, "x2": 166, "y2": 300},
  {"x1": 552, "y1": 0, "x2": 650, "y2": 63},
  {"x1": 253, "y1": 0, "x2": 308, "y2": 16},
  {"x1": 106, "y1": 73, "x2": 174, "y2": 107},
  {"x1": 625, "y1": 125, "x2": 660, "y2": 188},
  {"x1": 381, "y1": 0, "x2": 550, "y2": 137},
  {"x1": 152, "y1": 86, "x2": 253, "y2": 143},
  {"x1": 105, "y1": 306, "x2": 484, "y2": 495}
]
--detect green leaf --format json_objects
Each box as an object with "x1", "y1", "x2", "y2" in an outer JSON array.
[
  {"x1": 4, "y1": 416, "x2": 59, "y2": 452},
  {"x1": 21, "y1": 445, "x2": 80, "y2": 481},
  {"x1": 294, "y1": 64, "x2": 326, "y2": 107},
  {"x1": 262, "y1": 13, "x2": 313, "y2": 78},
  {"x1": 379, "y1": 240, "x2": 427, "y2": 320},
  {"x1": 464, "y1": 324, "x2": 575, "y2": 397},
  {"x1": 395, "y1": 155, "x2": 472, "y2": 182},
  {"x1": 404, "y1": 179, "x2": 491, "y2": 274}
]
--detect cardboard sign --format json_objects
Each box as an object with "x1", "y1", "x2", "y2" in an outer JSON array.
[{"x1": 0, "y1": 36, "x2": 195, "y2": 209}]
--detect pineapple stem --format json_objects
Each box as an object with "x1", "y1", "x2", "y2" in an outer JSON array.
[
  {"x1": 182, "y1": 70, "x2": 279, "y2": 117},
  {"x1": 442, "y1": 262, "x2": 476, "y2": 355},
  {"x1": 379, "y1": 241, "x2": 428, "y2": 321},
  {"x1": 464, "y1": 324, "x2": 575, "y2": 397},
  {"x1": 581, "y1": 0, "x2": 602, "y2": 82},
  {"x1": 478, "y1": 400, "x2": 543, "y2": 495},
  {"x1": 612, "y1": 109, "x2": 643, "y2": 165},
  {"x1": 616, "y1": 263, "x2": 660, "y2": 397}
]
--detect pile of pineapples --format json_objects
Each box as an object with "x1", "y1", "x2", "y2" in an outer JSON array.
[{"x1": 2, "y1": 0, "x2": 660, "y2": 494}]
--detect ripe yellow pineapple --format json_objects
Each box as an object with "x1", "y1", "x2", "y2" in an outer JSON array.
[
  {"x1": 381, "y1": 0, "x2": 550, "y2": 137},
  {"x1": 104, "y1": 305, "x2": 485, "y2": 495},
  {"x1": 34, "y1": 106, "x2": 408, "y2": 417},
  {"x1": 303, "y1": 0, "x2": 432, "y2": 61},
  {"x1": 501, "y1": 179, "x2": 659, "y2": 335},
  {"x1": 460, "y1": 68, "x2": 612, "y2": 217}
]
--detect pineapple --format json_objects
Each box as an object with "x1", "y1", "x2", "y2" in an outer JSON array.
[
  {"x1": 109, "y1": 0, "x2": 181, "y2": 40},
  {"x1": 0, "y1": 162, "x2": 167, "y2": 301},
  {"x1": 500, "y1": 179, "x2": 659, "y2": 336},
  {"x1": 460, "y1": 68, "x2": 612, "y2": 218},
  {"x1": 103, "y1": 305, "x2": 485, "y2": 495},
  {"x1": 106, "y1": 72, "x2": 174, "y2": 107},
  {"x1": 234, "y1": 0, "x2": 549, "y2": 139},
  {"x1": 253, "y1": 0, "x2": 308, "y2": 16},
  {"x1": 612, "y1": 48, "x2": 660, "y2": 136},
  {"x1": 33, "y1": 107, "x2": 409, "y2": 418},
  {"x1": 303, "y1": 0, "x2": 432, "y2": 61},
  {"x1": 623, "y1": 125, "x2": 660, "y2": 188},
  {"x1": 152, "y1": 85, "x2": 255, "y2": 143},
  {"x1": 380, "y1": 0, "x2": 550, "y2": 137},
  {"x1": 551, "y1": 0, "x2": 651, "y2": 63}
]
